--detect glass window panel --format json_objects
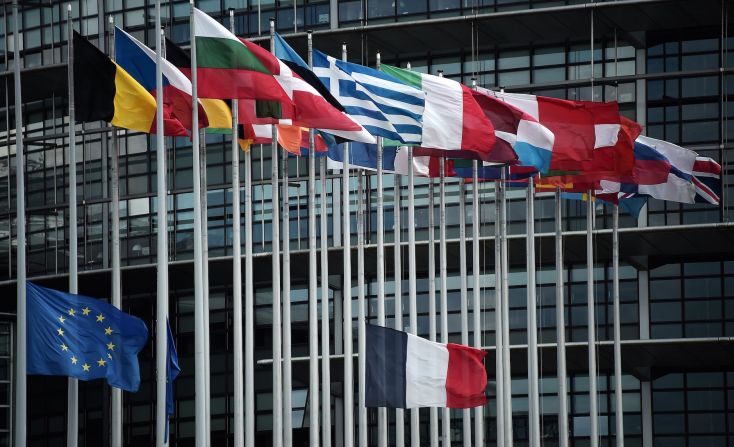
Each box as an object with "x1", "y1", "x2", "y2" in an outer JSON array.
[
  {"x1": 498, "y1": 70, "x2": 529, "y2": 87},
  {"x1": 499, "y1": 50, "x2": 529, "y2": 70},
  {"x1": 682, "y1": 76, "x2": 719, "y2": 98},
  {"x1": 533, "y1": 47, "x2": 564, "y2": 66}
]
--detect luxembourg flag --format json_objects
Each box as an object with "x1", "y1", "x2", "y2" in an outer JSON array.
[
  {"x1": 490, "y1": 91, "x2": 620, "y2": 171},
  {"x1": 365, "y1": 324, "x2": 487, "y2": 409},
  {"x1": 473, "y1": 86, "x2": 554, "y2": 173}
]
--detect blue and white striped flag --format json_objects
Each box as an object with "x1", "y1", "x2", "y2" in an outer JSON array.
[{"x1": 312, "y1": 49, "x2": 425, "y2": 145}]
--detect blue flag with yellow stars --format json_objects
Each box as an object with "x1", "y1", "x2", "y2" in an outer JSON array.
[{"x1": 26, "y1": 282, "x2": 149, "y2": 392}]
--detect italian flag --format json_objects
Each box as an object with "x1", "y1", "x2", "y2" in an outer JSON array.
[
  {"x1": 381, "y1": 64, "x2": 495, "y2": 160},
  {"x1": 193, "y1": 8, "x2": 289, "y2": 102}
]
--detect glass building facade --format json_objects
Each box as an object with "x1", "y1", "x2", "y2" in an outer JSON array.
[{"x1": 0, "y1": 0, "x2": 731, "y2": 445}]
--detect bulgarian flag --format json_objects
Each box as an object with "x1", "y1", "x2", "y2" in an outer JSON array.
[
  {"x1": 380, "y1": 64, "x2": 496, "y2": 161},
  {"x1": 192, "y1": 8, "x2": 289, "y2": 102}
]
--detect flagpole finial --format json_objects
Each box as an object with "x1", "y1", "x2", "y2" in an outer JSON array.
[
  {"x1": 108, "y1": 14, "x2": 113, "y2": 25},
  {"x1": 67, "y1": 3, "x2": 71, "y2": 12}
]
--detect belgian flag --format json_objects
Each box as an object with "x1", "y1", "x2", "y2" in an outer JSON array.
[{"x1": 73, "y1": 31, "x2": 156, "y2": 133}]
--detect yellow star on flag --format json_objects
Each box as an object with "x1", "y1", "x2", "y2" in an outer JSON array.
[
  {"x1": 57, "y1": 328, "x2": 64, "y2": 336},
  {"x1": 105, "y1": 327, "x2": 113, "y2": 335},
  {"x1": 60, "y1": 343, "x2": 68, "y2": 352},
  {"x1": 107, "y1": 353, "x2": 113, "y2": 360},
  {"x1": 97, "y1": 358, "x2": 107, "y2": 367},
  {"x1": 68, "y1": 309, "x2": 76, "y2": 316},
  {"x1": 82, "y1": 307, "x2": 91, "y2": 316},
  {"x1": 71, "y1": 356, "x2": 78, "y2": 365},
  {"x1": 107, "y1": 342, "x2": 115, "y2": 351},
  {"x1": 82, "y1": 363, "x2": 90, "y2": 372},
  {"x1": 58, "y1": 315, "x2": 65, "y2": 324},
  {"x1": 96, "y1": 313, "x2": 105, "y2": 323}
]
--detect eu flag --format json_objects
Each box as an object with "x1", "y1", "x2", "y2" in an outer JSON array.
[{"x1": 26, "y1": 282, "x2": 149, "y2": 392}]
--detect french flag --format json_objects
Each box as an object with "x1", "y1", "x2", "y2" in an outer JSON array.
[
  {"x1": 114, "y1": 27, "x2": 207, "y2": 136},
  {"x1": 365, "y1": 324, "x2": 488, "y2": 409}
]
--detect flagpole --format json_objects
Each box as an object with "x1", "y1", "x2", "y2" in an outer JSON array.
[
  {"x1": 200, "y1": 131, "x2": 212, "y2": 447},
  {"x1": 12, "y1": 0, "x2": 26, "y2": 443},
  {"x1": 555, "y1": 189, "x2": 570, "y2": 447},
  {"x1": 306, "y1": 30, "x2": 320, "y2": 447},
  {"x1": 494, "y1": 180, "x2": 505, "y2": 447},
  {"x1": 406, "y1": 147, "x2": 420, "y2": 447},
  {"x1": 244, "y1": 83, "x2": 256, "y2": 447},
  {"x1": 320, "y1": 155, "x2": 332, "y2": 447},
  {"x1": 107, "y1": 15, "x2": 122, "y2": 447},
  {"x1": 428, "y1": 167, "x2": 438, "y2": 447},
  {"x1": 587, "y1": 190, "x2": 599, "y2": 447},
  {"x1": 189, "y1": 2, "x2": 208, "y2": 444},
  {"x1": 66, "y1": 7, "x2": 79, "y2": 447},
  {"x1": 268, "y1": 18, "x2": 284, "y2": 447},
  {"x1": 375, "y1": 51, "x2": 388, "y2": 447},
  {"x1": 357, "y1": 168, "x2": 367, "y2": 447},
  {"x1": 282, "y1": 120, "x2": 293, "y2": 447},
  {"x1": 459, "y1": 178, "x2": 471, "y2": 447},
  {"x1": 341, "y1": 42, "x2": 354, "y2": 447},
  {"x1": 439, "y1": 159, "x2": 450, "y2": 447},
  {"x1": 500, "y1": 169, "x2": 513, "y2": 447},
  {"x1": 227, "y1": 10, "x2": 244, "y2": 447},
  {"x1": 526, "y1": 179, "x2": 540, "y2": 447},
  {"x1": 152, "y1": 2, "x2": 169, "y2": 444},
  {"x1": 471, "y1": 161, "x2": 483, "y2": 447},
  {"x1": 394, "y1": 164, "x2": 404, "y2": 447},
  {"x1": 612, "y1": 204, "x2": 624, "y2": 447}
]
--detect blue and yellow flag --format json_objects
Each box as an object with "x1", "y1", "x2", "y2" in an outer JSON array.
[{"x1": 26, "y1": 282, "x2": 148, "y2": 392}]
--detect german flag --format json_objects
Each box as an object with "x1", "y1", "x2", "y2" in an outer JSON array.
[{"x1": 73, "y1": 31, "x2": 155, "y2": 133}]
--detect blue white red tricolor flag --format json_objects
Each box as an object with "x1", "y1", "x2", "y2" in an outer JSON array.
[{"x1": 365, "y1": 324, "x2": 487, "y2": 409}]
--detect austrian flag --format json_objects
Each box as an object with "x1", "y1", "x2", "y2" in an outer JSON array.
[{"x1": 365, "y1": 324, "x2": 488, "y2": 409}]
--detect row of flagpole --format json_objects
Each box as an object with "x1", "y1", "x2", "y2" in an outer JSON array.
[{"x1": 7, "y1": 8, "x2": 634, "y2": 447}]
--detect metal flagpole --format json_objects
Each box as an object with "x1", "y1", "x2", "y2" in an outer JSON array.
[
  {"x1": 107, "y1": 15, "x2": 122, "y2": 447},
  {"x1": 66, "y1": 7, "x2": 79, "y2": 446},
  {"x1": 200, "y1": 131, "x2": 211, "y2": 447},
  {"x1": 613, "y1": 204, "x2": 624, "y2": 447},
  {"x1": 471, "y1": 162, "x2": 483, "y2": 447},
  {"x1": 555, "y1": 190, "x2": 569, "y2": 447},
  {"x1": 394, "y1": 162, "x2": 404, "y2": 447},
  {"x1": 306, "y1": 30, "x2": 320, "y2": 447},
  {"x1": 154, "y1": 7, "x2": 169, "y2": 444},
  {"x1": 459, "y1": 179, "x2": 471, "y2": 447},
  {"x1": 12, "y1": 0, "x2": 26, "y2": 442},
  {"x1": 526, "y1": 179, "x2": 540, "y2": 447},
  {"x1": 494, "y1": 180, "x2": 505, "y2": 447},
  {"x1": 375, "y1": 52, "x2": 388, "y2": 447},
  {"x1": 282, "y1": 119, "x2": 293, "y2": 447},
  {"x1": 228, "y1": 10, "x2": 245, "y2": 447},
  {"x1": 268, "y1": 18, "x2": 284, "y2": 447},
  {"x1": 188, "y1": 2, "x2": 207, "y2": 444},
  {"x1": 357, "y1": 168, "x2": 367, "y2": 447},
  {"x1": 341, "y1": 43, "x2": 354, "y2": 447},
  {"x1": 587, "y1": 191, "x2": 599, "y2": 447},
  {"x1": 555, "y1": 189, "x2": 569, "y2": 447},
  {"x1": 439, "y1": 160, "x2": 450, "y2": 447},
  {"x1": 407, "y1": 148, "x2": 420, "y2": 447},
  {"x1": 500, "y1": 169, "x2": 513, "y2": 446},
  {"x1": 428, "y1": 168, "x2": 438, "y2": 447},
  {"x1": 320, "y1": 156, "x2": 332, "y2": 447},
  {"x1": 244, "y1": 77, "x2": 256, "y2": 447}
]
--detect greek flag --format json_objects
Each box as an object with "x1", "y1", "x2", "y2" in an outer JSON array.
[{"x1": 312, "y1": 49, "x2": 425, "y2": 145}]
